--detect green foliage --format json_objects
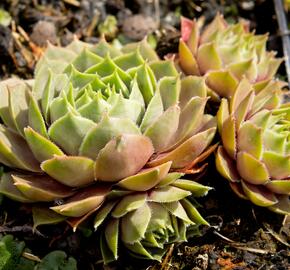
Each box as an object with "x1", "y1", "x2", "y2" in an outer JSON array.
[{"x1": 0, "y1": 235, "x2": 77, "y2": 270}]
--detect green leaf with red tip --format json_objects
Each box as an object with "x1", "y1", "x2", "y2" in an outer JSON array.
[
  {"x1": 117, "y1": 161, "x2": 172, "y2": 191},
  {"x1": 105, "y1": 218, "x2": 119, "y2": 260},
  {"x1": 148, "y1": 127, "x2": 216, "y2": 169},
  {"x1": 237, "y1": 151, "x2": 269, "y2": 185},
  {"x1": 112, "y1": 193, "x2": 147, "y2": 218},
  {"x1": 241, "y1": 181, "x2": 278, "y2": 207},
  {"x1": 181, "y1": 198, "x2": 209, "y2": 225},
  {"x1": 172, "y1": 180, "x2": 212, "y2": 197},
  {"x1": 179, "y1": 76, "x2": 207, "y2": 109},
  {"x1": 51, "y1": 185, "x2": 109, "y2": 217},
  {"x1": 41, "y1": 155, "x2": 95, "y2": 187},
  {"x1": 48, "y1": 112, "x2": 95, "y2": 155},
  {"x1": 32, "y1": 206, "x2": 67, "y2": 230},
  {"x1": 149, "y1": 60, "x2": 178, "y2": 81},
  {"x1": 178, "y1": 40, "x2": 200, "y2": 75},
  {"x1": 94, "y1": 200, "x2": 118, "y2": 230},
  {"x1": 158, "y1": 76, "x2": 180, "y2": 110},
  {"x1": 163, "y1": 201, "x2": 192, "y2": 223},
  {"x1": 266, "y1": 180, "x2": 290, "y2": 195},
  {"x1": 95, "y1": 134, "x2": 154, "y2": 182},
  {"x1": 221, "y1": 115, "x2": 236, "y2": 160},
  {"x1": 0, "y1": 173, "x2": 33, "y2": 203},
  {"x1": 12, "y1": 174, "x2": 74, "y2": 201},
  {"x1": 79, "y1": 116, "x2": 140, "y2": 159},
  {"x1": 186, "y1": 19, "x2": 199, "y2": 54},
  {"x1": 263, "y1": 151, "x2": 290, "y2": 179},
  {"x1": 144, "y1": 105, "x2": 180, "y2": 152},
  {"x1": 206, "y1": 70, "x2": 238, "y2": 99},
  {"x1": 148, "y1": 186, "x2": 191, "y2": 203},
  {"x1": 0, "y1": 125, "x2": 40, "y2": 172},
  {"x1": 197, "y1": 42, "x2": 222, "y2": 74},
  {"x1": 216, "y1": 146, "x2": 240, "y2": 182},
  {"x1": 121, "y1": 202, "x2": 151, "y2": 244}
]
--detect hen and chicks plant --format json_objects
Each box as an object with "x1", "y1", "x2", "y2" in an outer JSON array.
[{"x1": 0, "y1": 38, "x2": 215, "y2": 262}]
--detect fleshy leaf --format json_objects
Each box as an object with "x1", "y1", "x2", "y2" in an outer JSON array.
[
  {"x1": 48, "y1": 112, "x2": 95, "y2": 155},
  {"x1": 95, "y1": 134, "x2": 154, "y2": 182},
  {"x1": 121, "y1": 202, "x2": 151, "y2": 244},
  {"x1": 12, "y1": 174, "x2": 74, "y2": 201},
  {"x1": 51, "y1": 186, "x2": 109, "y2": 217},
  {"x1": 32, "y1": 206, "x2": 67, "y2": 230},
  {"x1": 41, "y1": 155, "x2": 95, "y2": 187},
  {"x1": 117, "y1": 161, "x2": 172, "y2": 191},
  {"x1": 79, "y1": 116, "x2": 140, "y2": 159},
  {"x1": 24, "y1": 127, "x2": 64, "y2": 162},
  {"x1": 237, "y1": 151, "x2": 269, "y2": 185},
  {"x1": 178, "y1": 40, "x2": 200, "y2": 75},
  {"x1": 105, "y1": 218, "x2": 119, "y2": 260},
  {"x1": 112, "y1": 193, "x2": 147, "y2": 218},
  {"x1": 172, "y1": 179, "x2": 212, "y2": 197},
  {"x1": 0, "y1": 173, "x2": 33, "y2": 203},
  {"x1": 241, "y1": 181, "x2": 278, "y2": 207},
  {"x1": 266, "y1": 180, "x2": 290, "y2": 195},
  {"x1": 263, "y1": 151, "x2": 290, "y2": 179},
  {"x1": 148, "y1": 186, "x2": 191, "y2": 202}
]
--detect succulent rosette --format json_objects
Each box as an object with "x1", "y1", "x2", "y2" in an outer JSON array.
[
  {"x1": 216, "y1": 77, "x2": 290, "y2": 215},
  {"x1": 0, "y1": 38, "x2": 216, "y2": 262},
  {"x1": 179, "y1": 14, "x2": 283, "y2": 101}
]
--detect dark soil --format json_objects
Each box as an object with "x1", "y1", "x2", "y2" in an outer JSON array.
[{"x1": 0, "y1": 0, "x2": 289, "y2": 269}]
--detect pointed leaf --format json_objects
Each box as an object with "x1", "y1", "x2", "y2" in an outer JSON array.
[
  {"x1": 117, "y1": 161, "x2": 172, "y2": 191},
  {"x1": 148, "y1": 186, "x2": 190, "y2": 202},
  {"x1": 263, "y1": 151, "x2": 290, "y2": 179},
  {"x1": 51, "y1": 185, "x2": 109, "y2": 217},
  {"x1": 48, "y1": 112, "x2": 95, "y2": 155},
  {"x1": 112, "y1": 193, "x2": 147, "y2": 218},
  {"x1": 12, "y1": 174, "x2": 74, "y2": 201},
  {"x1": 95, "y1": 134, "x2": 154, "y2": 182},
  {"x1": 41, "y1": 155, "x2": 95, "y2": 187},
  {"x1": 121, "y1": 202, "x2": 151, "y2": 244},
  {"x1": 242, "y1": 181, "x2": 278, "y2": 207}
]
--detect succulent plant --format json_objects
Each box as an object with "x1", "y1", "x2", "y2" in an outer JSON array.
[
  {"x1": 179, "y1": 14, "x2": 283, "y2": 101},
  {"x1": 216, "y1": 77, "x2": 290, "y2": 215},
  {"x1": 0, "y1": 38, "x2": 216, "y2": 262}
]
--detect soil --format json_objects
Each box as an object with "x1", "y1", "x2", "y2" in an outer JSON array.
[{"x1": 0, "y1": 0, "x2": 289, "y2": 269}]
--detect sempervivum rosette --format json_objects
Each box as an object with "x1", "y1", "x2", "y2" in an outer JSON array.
[
  {"x1": 179, "y1": 14, "x2": 283, "y2": 101},
  {"x1": 216, "y1": 77, "x2": 290, "y2": 215},
  {"x1": 0, "y1": 38, "x2": 216, "y2": 262}
]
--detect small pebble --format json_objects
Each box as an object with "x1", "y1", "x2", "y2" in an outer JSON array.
[{"x1": 30, "y1": 21, "x2": 57, "y2": 47}]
